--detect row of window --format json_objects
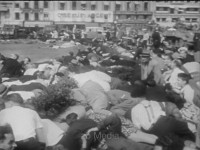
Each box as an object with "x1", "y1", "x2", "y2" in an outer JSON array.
[
  {"x1": 117, "y1": 14, "x2": 151, "y2": 20},
  {"x1": 15, "y1": 1, "x2": 48, "y2": 9},
  {"x1": 156, "y1": 18, "x2": 198, "y2": 22},
  {"x1": 15, "y1": 12, "x2": 49, "y2": 21},
  {"x1": 15, "y1": 12, "x2": 151, "y2": 21},
  {"x1": 156, "y1": 7, "x2": 199, "y2": 12},
  {"x1": 15, "y1": 2, "x2": 149, "y2": 11},
  {"x1": 157, "y1": 1, "x2": 199, "y2": 3}
]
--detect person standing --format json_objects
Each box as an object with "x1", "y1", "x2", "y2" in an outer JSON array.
[
  {"x1": 152, "y1": 28, "x2": 161, "y2": 49},
  {"x1": 142, "y1": 29, "x2": 150, "y2": 50}
]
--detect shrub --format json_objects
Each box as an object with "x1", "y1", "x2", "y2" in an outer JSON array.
[{"x1": 30, "y1": 76, "x2": 78, "y2": 119}]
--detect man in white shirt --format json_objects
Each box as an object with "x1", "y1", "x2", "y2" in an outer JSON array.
[
  {"x1": 0, "y1": 94, "x2": 45, "y2": 150},
  {"x1": 125, "y1": 80, "x2": 195, "y2": 150},
  {"x1": 177, "y1": 73, "x2": 195, "y2": 104},
  {"x1": 141, "y1": 30, "x2": 150, "y2": 50}
]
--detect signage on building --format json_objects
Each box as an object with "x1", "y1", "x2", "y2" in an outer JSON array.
[{"x1": 54, "y1": 11, "x2": 113, "y2": 23}]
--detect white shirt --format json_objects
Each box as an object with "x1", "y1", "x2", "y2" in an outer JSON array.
[
  {"x1": 24, "y1": 68, "x2": 38, "y2": 75},
  {"x1": 72, "y1": 70, "x2": 111, "y2": 91},
  {"x1": 3, "y1": 80, "x2": 40, "y2": 87},
  {"x1": 0, "y1": 106, "x2": 43, "y2": 141},
  {"x1": 181, "y1": 84, "x2": 195, "y2": 104},
  {"x1": 143, "y1": 33, "x2": 149, "y2": 41},
  {"x1": 131, "y1": 100, "x2": 166, "y2": 130},
  {"x1": 7, "y1": 91, "x2": 36, "y2": 102},
  {"x1": 183, "y1": 62, "x2": 200, "y2": 74},
  {"x1": 41, "y1": 119, "x2": 64, "y2": 146},
  {"x1": 168, "y1": 68, "x2": 184, "y2": 89}
]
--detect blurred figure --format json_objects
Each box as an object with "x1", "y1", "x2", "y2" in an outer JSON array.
[
  {"x1": 152, "y1": 28, "x2": 161, "y2": 49},
  {"x1": 0, "y1": 125, "x2": 16, "y2": 150}
]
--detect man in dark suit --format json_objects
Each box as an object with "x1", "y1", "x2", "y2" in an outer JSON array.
[
  {"x1": 0, "y1": 54, "x2": 23, "y2": 78},
  {"x1": 152, "y1": 28, "x2": 161, "y2": 49}
]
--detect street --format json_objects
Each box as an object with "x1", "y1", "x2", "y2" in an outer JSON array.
[{"x1": 0, "y1": 40, "x2": 76, "y2": 62}]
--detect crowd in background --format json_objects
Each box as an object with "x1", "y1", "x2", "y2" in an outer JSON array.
[{"x1": 0, "y1": 25, "x2": 200, "y2": 150}]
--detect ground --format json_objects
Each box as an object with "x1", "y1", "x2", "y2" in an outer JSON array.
[{"x1": 0, "y1": 40, "x2": 77, "y2": 62}]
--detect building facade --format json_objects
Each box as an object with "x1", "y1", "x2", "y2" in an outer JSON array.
[
  {"x1": 0, "y1": 1, "x2": 12, "y2": 27},
  {"x1": 1, "y1": 1, "x2": 199, "y2": 29},
  {"x1": 0, "y1": 1, "x2": 153, "y2": 29},
  {"x1": 152, "y1": 1, "x2": 200, "y2": 27}
]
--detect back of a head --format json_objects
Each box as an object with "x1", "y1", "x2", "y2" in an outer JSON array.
[
  {"x1": 173, "y1": 59, "x2": 182, "y2": 68},
  {"x1": 0, "y1": 125, "x2": 13, "y2": 140},
  {"x1": 131, "y1": 80, "x2": 147, "y2": 98},
  {"x1": 66, "y1": 113, "x2": 78, "y2": 125},
  {"x1": 178, "y1": 73, "x2": 191, "y2": 83},
  {"x1": 3, "y1": 93, "x2": 24, "y2": 104}
]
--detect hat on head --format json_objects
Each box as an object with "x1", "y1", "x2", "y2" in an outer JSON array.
[
  {"x1": 0, "y1": 84, "x2": 7, "y2": 95},
  {"x1": 55, "y1": 72, "x2": 64, "y2": 77}
]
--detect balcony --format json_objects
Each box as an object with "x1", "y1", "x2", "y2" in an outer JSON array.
[
  {"x1": 21, "y1": 8, "x2": 43, "y2": 13},
  {"x1": 117, "y1": 19, "x2": 150, "y2": 24},
  {"x1": 115, "y1": 11, "x2": 153, "y2": 15},
  {"x1": 171, "y1": 1, "x2": 184, "y2": 5}
]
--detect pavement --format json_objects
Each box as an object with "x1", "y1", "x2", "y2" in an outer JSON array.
[{"x1": 0, "y1": 39, "x2": 78, "y2": 62}]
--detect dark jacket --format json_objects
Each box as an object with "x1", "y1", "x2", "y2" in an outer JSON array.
[{"x1": 0, "y1": 58, "x2": 22, "y2": 78}]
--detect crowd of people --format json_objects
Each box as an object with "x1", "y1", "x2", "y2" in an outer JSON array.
[{"x1": 0, "y1": 26, "x2": 200, "y2": 150}]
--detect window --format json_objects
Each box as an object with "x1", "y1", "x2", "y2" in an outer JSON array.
[
  {"x1": 116, "y1": 4, "x2": 121, "y2": 11},
  {"x1": 44, "y1": 1, "x2": 48, "y2": 8},
  {"x1": 72, "y1": 1, "x2": 76, "y2": 10},
  {"x1": 91, "y1": 5, "x2": 96, "y2": 10},
  {"x1": 59, "y1": 3, "x2": 65, "y2": 10},
  {"x1": 170, "y1": 8, "x2": 174, "y2": 14},
  {"x1": 127, "y1": 2, "x2": 130, "y2": 11},
  {"x1": 192, "y1": 18, "x2": 197, "y2": 22},
  {"x1": 162, "y1": 18, "x2": 166, "y2": 22},
  {"x1": 172, "y1": 18, "x2": 178, "y2": 22},
  {"x1": 104, "y1": 5, "x2": 109, "y2": 10},
  {"x1": 44, "y1": 13, "x2": 49, "y2": 20},
  {"x1": 163, "y1": 7, "x2": 168, "y2": 11},
  {"x1": 127, "y1": 15, "x2": 131, "y2": 19},
  {"x1": 156, "y1": 7, "x2": 160, "y2": 11},
  {"x1": 15, "y1": 3, "x2": 19, "y2": 8},
  {"x1": 104, "y1": 14, "x2": 108, "y2": 19},
  {"x1": 15, "y1": 13, "x2": 20, "y2": 20},
  {"x1": 24, "y1": 13, "x2": 29, "y2": 20},
  {"x1": 156, "y1": 18, "x2": 160, "y2": 22},
  {"x1": 186, "y1": 8, "x2": 199, "y2": 11},
  {"x1": 144, "y1": 2, "x2": 148, "y2": 11},
  {"x1": 144, "y1": 15, "x2": 147, "y2": 19},
  {"x1": 81, "y1": 4, "x2": 86, "y2": 10},
  {"x1": 24, "y1": 2, "x2": 29, "y2": 9},
  {"x1": 35, "y1": 13, "x2": 39, "y2": 20},
  {"x1": 134, "y1": 4, "x2": 138, "y2": 11},
  {"x1": 34, "y1": 1, "x2": 39, "y2": 9},
  {"x1": 185, "y1": 18, "x2": 190, "y2": 22}
]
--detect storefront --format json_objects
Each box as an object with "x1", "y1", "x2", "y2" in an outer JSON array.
[
  {"x1": 116, "y1": 19, "x2": 149, "y2": 30},
  {"x1": 23, "y1": 21, "x2": 53, "y2": 27},
  {"x1": 53, "y1": 10, "x2": 113, "y2": 29}
]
